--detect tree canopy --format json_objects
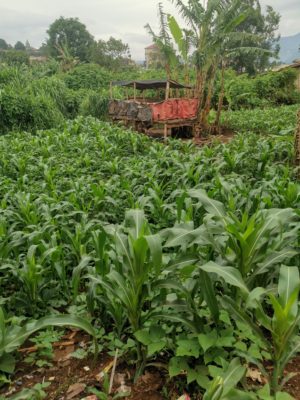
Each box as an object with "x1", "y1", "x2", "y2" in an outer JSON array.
[
  {"x1": 14, "y1": 41, "x2": 26, "y2": 51},
  {"x1": 90, "y1": 37, "x2": 132, "y2": 70},
  {"x1": 226, "y1": 1, "x2": 280, "y2": 74},
  {"x1": 0, "y1": 39, "x2": 9, "y2": 50},
  {"x1": 46, "y1": 17, "x2": 95, "y2": 62}
]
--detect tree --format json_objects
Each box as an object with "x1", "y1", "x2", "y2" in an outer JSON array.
[
  {"x1": 0, "y1": 39, "x2": 8, "y2": 50},
  {"x1": 14, "y1": 41, "x2": 26, "y2": 51},
  {"x1": 90, "y1": 37, "x2": 132, "y2": 70},
  {"x1": 0, "y1": 50, "x2": 29, "y2": 66},
  {"x1": 171, "y1": 0, "x2": 251, "y2": 132},
  {"x1": 168, "y1": 15, "x2": 193, "y2": 86},
  {"x1": 226, "y1": 1, "x2": 280, "y2": 74},
  {"x1": 46, "y1": 17, "x2": 95, "y2": 62},
  {"x1": 145, "y1": 3, "x2": 177, "y2": 79}
]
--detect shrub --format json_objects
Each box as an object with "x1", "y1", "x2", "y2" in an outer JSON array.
[
  {"x1": 79, "y1": 90, "x2": 109, "y2": 120},
  {"x1": 0, "y1": 87, "x2": 64, "y2": 133},
  {"x1": 225, "y1": 68, "x2": 300, "y2": 110},
  {"x1": 0, "y1": 50, "x2": 29, "y2": 66},
  {"x1": 63, "y1": 64, "x2": 112, "y2": 90}
]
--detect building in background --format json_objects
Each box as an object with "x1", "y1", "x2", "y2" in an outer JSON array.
[
  {"x1": 273, "y1": 59, "x2": 300, "y2": 90},
  {"x1": 145, "y1": 44, "x2": 163, "y2": 69}
]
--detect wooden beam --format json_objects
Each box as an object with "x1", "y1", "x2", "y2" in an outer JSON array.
[
  {"x1": 134, "y1": 82, "x2": 137, "y2": 101},
  {"x1": 110, "y1": 82, "x2": 113, "y2": 99}
]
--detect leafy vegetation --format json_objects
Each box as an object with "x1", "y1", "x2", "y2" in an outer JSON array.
[
  {"x1": 0, "y1": 114, "x2": 299, "y2": 398},
  {"x1": 0, "y1": 1, "x2": 300, "y2": 398},
  {"x1": 222, "y1": 104, "x2": 298, "y2": 135}
]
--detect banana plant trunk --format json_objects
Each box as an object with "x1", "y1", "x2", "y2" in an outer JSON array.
[
  {"x1": 215, "y1": 61, "x2": 226, "y2": 134},
  {"x1": 194, "y1": 69, "x2": 207, "y2": 137},
  {"x1": 200, "y1": 65, "x2": 217, "y2": 130}
]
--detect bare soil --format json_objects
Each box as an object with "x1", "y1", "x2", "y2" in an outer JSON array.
[{"x1": 2, "y1": 329, "x2": 300, "y2": 400}]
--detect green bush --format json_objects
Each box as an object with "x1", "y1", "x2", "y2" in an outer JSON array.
[
  {"x1": 79, "y1": 90, "x2": 109, "y2": 119},
  {"x1": 0, "y1": 88, "x2": 64, "y2": 133},
  {"x1": 222, "y1": 104, "x2": 299, "y2": 135},
  {"x1": 63, "y1": 64, "x2": 112, "y2": 90},
  {"x1": 0, "y1": 50, "x2": 29, "y2": 66},
  {"x1": 225, "y1": 68, "x2": 300, "y2": 110}
]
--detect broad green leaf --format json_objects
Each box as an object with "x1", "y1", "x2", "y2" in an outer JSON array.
[
  {"x1": 176, "y1": 339, "x2": 200, "y2": 357},
  {"x1": 198, "y1": 331, "x2": 217, "y2": 352},
  {"x1": 166, "y1": 254, "x2": 199, "y2": 271},
  {"x1": 278, "y1": 265, "x2": 299, "y2": 317},
  {"x1": 148, "y1": 340, "x2": 166, "y2": 356},
  {"x1": 245, "y1": 287, "x2": 266, "y2": 309},
  {"x1": 168, "y1": 356, "x2": 189, "y2": 377},
  {"x1": 1, "y1": 315, "x2": 96, "y2": 355},
  {"x1": 275, "y1": 392, "x2": 295, "y2": 400},
  {"x1": 145, "y1": 234, "x2": 162, "y2": 273},
  {"x1": 199, "y1": 270, "x2": 219, "y2": 323},
  {"x1": 252, "y1": 249, "x2": 298, "y2": 278},
  {"x1": 199, "y1": 262, "x2": 249, "y2": 293},
  {"x1": 125, "y1": 209, "x2": 146, "y2": 239},
  {"x1": 0, "y1": 352, "x2": 15, "y2": 373},
  {"x1": 222, "y1": 358, "x2": 246, "y2": 396},
  {"x1": 135, "y1": 329, "x2": 151, "y2": 345},
  {"x1": 188, "y1": 189, "x2": 226, "y2": 218},
  {"x1": 221, "y1": 296, "x2": 269, "y2": 347}
]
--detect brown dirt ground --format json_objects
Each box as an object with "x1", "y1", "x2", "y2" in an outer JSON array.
[{"x1": 1, "y1": 330, "x2": 300, "y2": 400}]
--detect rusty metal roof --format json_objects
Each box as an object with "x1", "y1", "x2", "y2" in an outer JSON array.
[{"x1": 111, "y1": 79, "x2": 192, "y2": 90}]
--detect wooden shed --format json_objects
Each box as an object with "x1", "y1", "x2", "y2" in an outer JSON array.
[{"x1": 109, "y1": 79, "x2": 198, "y2": 139}]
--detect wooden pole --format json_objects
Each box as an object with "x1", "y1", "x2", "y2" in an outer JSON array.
[
  {"x1": 126, "y1": 87, "x2": 129, "y2": 100},
  {"x1": 164, "y1": 123, "x2": 168, "y2": 141},
  {"x1": 134, "y1": 82, "x2": 137, "y2": 101},
  {"x1": 164, "y1": 81, "x2": 170, "y2": 141},
  {"x1": 295, "y1": 109, "x2": 300, "y2": 178},
  {"x1": 110, "y1": 82, "x2": 113, "y2": 99},
  {"x1": 165, "y1": 81, "x2": 170, "y2": 100}
]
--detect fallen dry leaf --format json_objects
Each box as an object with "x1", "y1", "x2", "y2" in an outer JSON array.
[
  {"x1": 246, "y1": 367, "x2": 266, "y2": 384},
  {"x1": 53, "y1": 345, "x2": 75, "y2": 362},
  {"x1": 95, "y1": 359, "x2": 114, "y2": 381},
  {"x1": 134, "y1": 370, "x2": 163, "y2": 393},
  {"x1": 66, "y1": 383, "x2": 86, "y2": 399}
]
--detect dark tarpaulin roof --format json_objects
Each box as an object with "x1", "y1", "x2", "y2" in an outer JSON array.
[{"x1": 111, "y1": 79, "x2": 192, "y2": 90}]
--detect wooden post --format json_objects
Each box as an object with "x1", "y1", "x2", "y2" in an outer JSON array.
[
  {"x1": 165, "y1": 80, "x2": 170, "y2": 100},
  {"x1": 164, "y1": 124, "x2": 168, "y2": 141},
  {"x1": 126, "y1": 87, "x2": 129, "y2": 100},
  {"x1": 295, "y1": 109, "x2": 300, "y2": 178},
  {"x1": 133, "y1": 82, "x2": 137, "y2": 101},
  {"x1": 110, "y1": 82, "x2": 113, "y2": 99}
]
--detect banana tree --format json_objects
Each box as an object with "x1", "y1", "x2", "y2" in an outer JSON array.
[
  {"x1": 168, "y1": 14, "x2": 194, "y2": 88},
  {"x1": 169, "y1": 0, "x2": 263, "y2": 133},
  {"x1": 145, "y1": 3, "x2": 178, "y2": 79}
]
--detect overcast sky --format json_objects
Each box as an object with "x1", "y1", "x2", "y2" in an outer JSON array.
[{"x1": 0, "y1": 0, "x2": 299, "y2": 60}]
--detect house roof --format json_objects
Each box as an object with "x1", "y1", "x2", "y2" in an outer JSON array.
[
  {"x1": 111, "y1": 79, "x2": 192, "y2": 90},
  {"x1": 145, "y1": 44, "x2": 159, "y2": 50},
  {"x1": 272, "y1": 60, "x2": 300, "y2": 72}
]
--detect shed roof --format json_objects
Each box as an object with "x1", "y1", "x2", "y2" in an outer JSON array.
[
  {"x1": 272, "y1": 60, "x2": 300, "y2": 72},
  {"x1": 111, "y1": 79, "x2": 192, "y2": 90}
]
